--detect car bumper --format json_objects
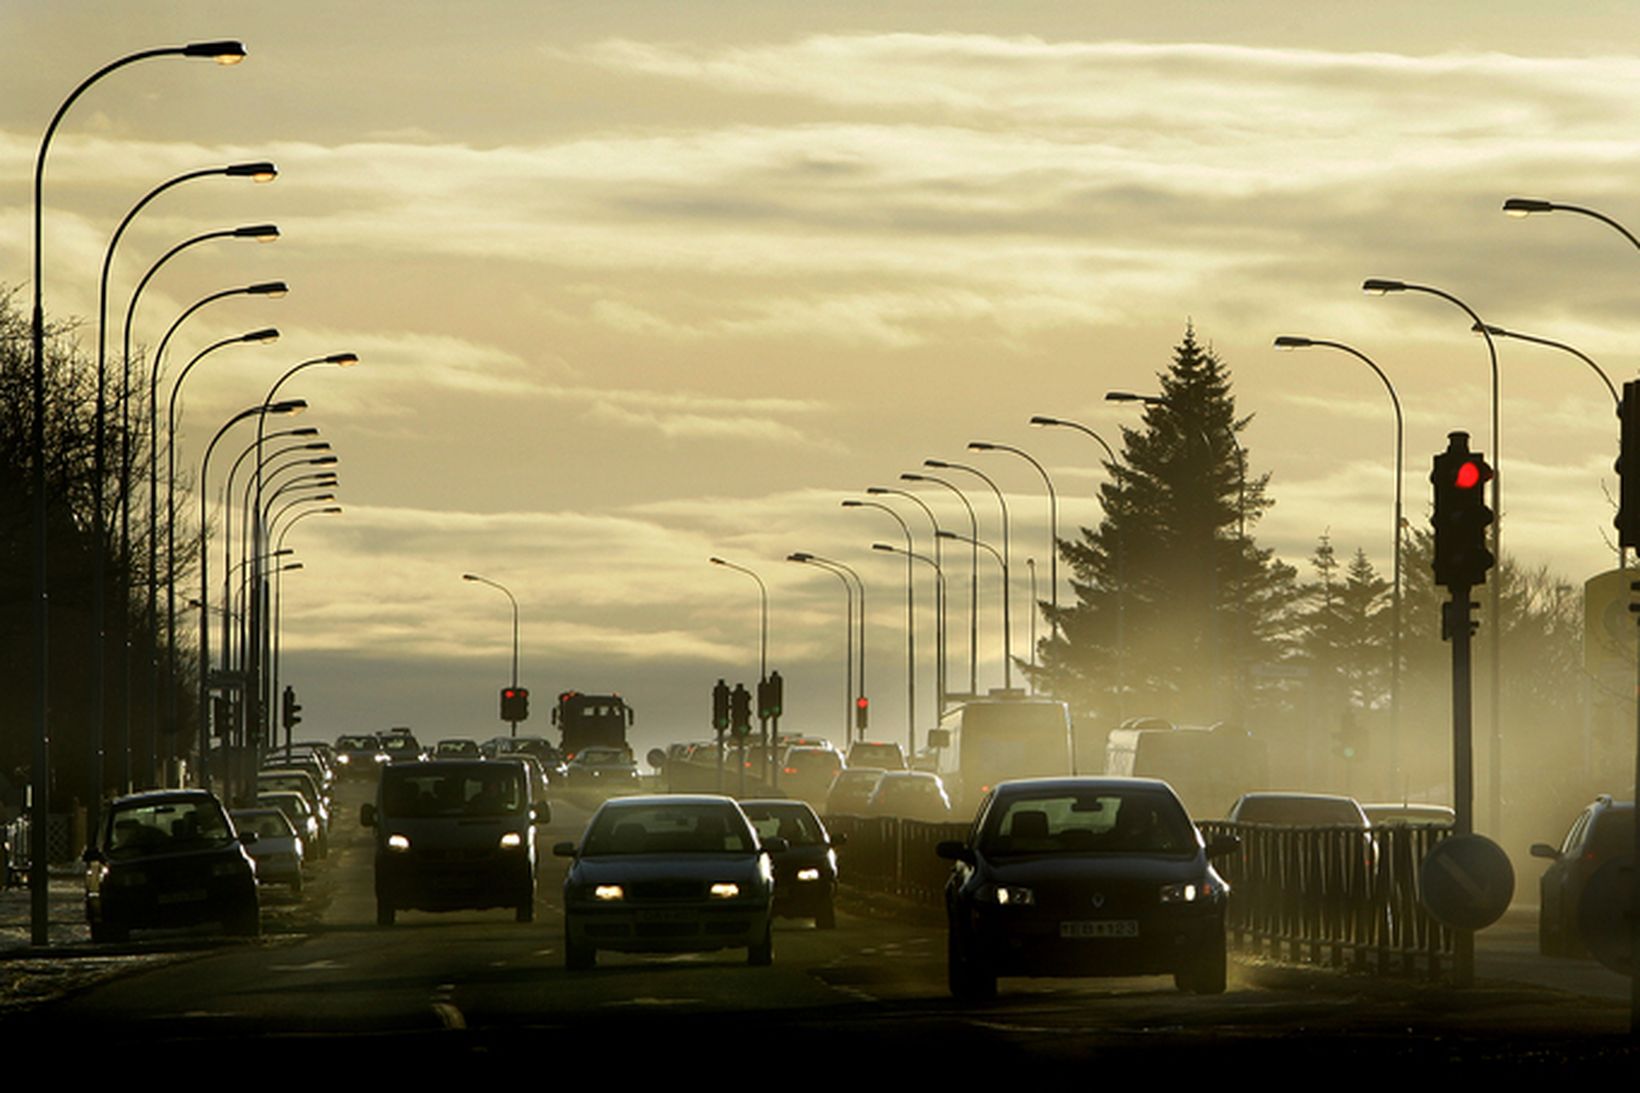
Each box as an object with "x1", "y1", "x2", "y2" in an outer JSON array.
[
  {"x1": 961, "y1": 904, "x2": 1223, "y2": 977},
  {"x1": 567, "y1": 900, "x2": 772, "y2": 953}
]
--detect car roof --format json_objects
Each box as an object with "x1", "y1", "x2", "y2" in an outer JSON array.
[
  {"x1": 109, "y1": 788, "x2": 221, "y2": 807},
  {"x1": 992, "y1": 776, "x2": 1175, "y2": 794}
]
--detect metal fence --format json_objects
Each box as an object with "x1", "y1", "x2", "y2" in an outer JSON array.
[{"x1": 829, "y1": 813, "x2": 1455, "y2": 978}]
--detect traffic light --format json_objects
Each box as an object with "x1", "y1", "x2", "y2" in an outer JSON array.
[
  {"x1": 712, "y1": 679, "x2": 731, "y2": 732},
  {"x1": 500, "y1": 686, "x2": 530, "y2": 722},
  {"x1": 730, "y1": 684, "x2": 752, "y2": 739},
  {"x1": 1430, "y1": 431, "x2": 1494, "y2": 590},
  {"x1": 767, "y1": 671, "x2": 783, "y2": 719},
  {"x1": 1617, "y1": 380, "x2": 1640, "y2": 548},
  {"x1": 281, "y1": 686, "x2": 302, "y2": 731},
  {"x1": 855, "y1": 694, "x2": 869, "y2": 730}
]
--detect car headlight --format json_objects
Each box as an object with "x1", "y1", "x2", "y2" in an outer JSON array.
[
  {"x1": 593, "y1": 884, "x2": 625, "y2": 901},
  {"x1": 796, "y1": 868, "x2": 821, "y2": 882},
  {"x1": 387, "y1": 833, "x2": 411, "y2": 852},
  {"x1": 978, "y1": 884, "x2": 1034, "y2": 906},
  {"x1": 499, "y1": 832, "x2": 523, "y2": 849},
  {"x1": 1160, "y1": 878, "x2": 1218, "y2": 903},
  {"x1": 336, "y1": 754, "x2": 350, "y2": 765},
  {"x1": 709, "y1": 883, "x2": 741, "y2": 899}
]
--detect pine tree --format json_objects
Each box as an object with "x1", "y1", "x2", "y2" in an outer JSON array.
[{"x1": 1036, "y1": 325, "x2": 1298, "y2": 725}]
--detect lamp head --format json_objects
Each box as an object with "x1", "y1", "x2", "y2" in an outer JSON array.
[
  {"x1": 234, "y1": 224, "x2": 279, "y2": 241},
  {"x1": 248, "y1": 281, "x2": 288, "y2": 298},
  {"x1": 923, "y1": 459, "x2": 950, "y2": 469},
  {"x1": 840, "y1": 500, "x2": 863, "y2": 509},
  {"x1": 1503, "y1": 197, "x2": 1554, "y2": 217},
  {"x1": 786, "y1": 553, "x2": 813, "y2": 563},
  {"x1": 968, "y1": 441, "x2": 996, "y2": 452},
  {"x1": 184, "y1": 40, "x2": 246, "y2": 64},
  {"x1": 226, "y1": 161, "x2": 277, "y2": 182},
  {"x1": 326, "y1": 352, "x2": 360, "y2": 367},
  {"x1": 241, "y1": 327, "x2": 280, "y2": 344},
  {"x1": 268, "y1": 398, "x2": 306, "y2": 416},
  {"x1": 1272, "y1": 336, "x2": 1313, "y2": 350},
  {"x1": 871, "y1": 543, "x2": 895, "y2": 554},
  {"x1": 1028, "y1": 415, "x2": 1061, "y2": 427},
  {"x1": 865, "y1": 486, "x2": 890, "y2": 496},
  {"x1": 1362, "y1": 278, "x2": 1406, "y2": 295}
]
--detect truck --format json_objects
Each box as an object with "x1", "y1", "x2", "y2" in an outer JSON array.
[
  {"x1": 551, "y1": 691, "x2": 635, "y2": 760},
  {"x1": 1103, "y1": 717, "x2": 1267, "y2": 819}
]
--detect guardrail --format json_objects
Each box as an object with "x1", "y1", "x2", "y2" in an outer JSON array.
[{"x1": 828, "y1": 813, "x2": 1455, "y2": 978}]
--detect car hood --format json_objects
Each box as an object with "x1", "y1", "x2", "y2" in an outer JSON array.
[
  {"x1": 572, "y1": 852, "x2": 765, "y2": 883},
  {"x1": 979, "y1": 851, "x2": 1206, "y2": 886}
]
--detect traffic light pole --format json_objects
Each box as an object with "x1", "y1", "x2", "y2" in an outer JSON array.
[{"x1": 1442, "y1": 587, "x2": 1477, "y2": 988}]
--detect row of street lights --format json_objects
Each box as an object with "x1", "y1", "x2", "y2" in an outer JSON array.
[{"x1": 28, "y1": 41, "x2": 360, "y2": 943}]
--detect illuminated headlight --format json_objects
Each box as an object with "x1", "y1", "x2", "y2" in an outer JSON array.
[
  {"x1": 336, "y1": 754, "x2": 350, "y2": 765},
  {"x1": 796, "y1": 868, "x2": 821, "y2": 882},
  {"x1": 593, "y1": 885, "x2": 625, "y2": 901},
  {"x1": 1161, "y1": 879, "x2": 1214, "y2": 903},
  {"x1": 709, "y1": 883, "x2": 741, "y2": 900},
  {"x1": 387, "y1": 833, "x2": 411, "y2": 852},
  {"x1": 979, "y1": 884, "x2": 1034, "y2": 906},
  {"x1": 499, "y1": 831, "x2": 523, "y2": 849}
]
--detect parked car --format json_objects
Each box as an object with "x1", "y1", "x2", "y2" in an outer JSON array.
[
  {"x1": 1362, "y1": 802, "x2": 1455, "y2": 828},
  {"x1": 84, "y1": 789, "x2": 259, "y2": 942},
  {"x1": 556, "y1": 795, "x2": 781, "y2": 968},
  {"x1": 230, "y1": 807, "x2": 306, "y2": 893},
  {"x1": 939, "y1": 777, "x2": 1236, "y2": 999},
  {"x1": 361, "y1": 758, "x2": 548, "y2": 925},
  {"x1": 1226, "y1": 792, "x2": 1370, "y2": 827},
  {"x1": 741, "y1": 798, "x2": 843, "y2": 928},
  {"x1": 1531, "y1": 795, "x2": 1634, "y2": 957}
]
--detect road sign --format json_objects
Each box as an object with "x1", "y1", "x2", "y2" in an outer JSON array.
[{"x1": 1419, "y1": 834, "x2": 1514, "y2": 930}]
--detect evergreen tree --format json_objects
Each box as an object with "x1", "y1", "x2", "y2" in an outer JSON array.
[{"x1": 1036, "y1": 325, "x2": 1298, "y2": 725}]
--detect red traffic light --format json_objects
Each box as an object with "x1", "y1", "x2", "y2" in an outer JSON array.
[
  {"x1": 1455, "y1": 461, "x2": 1485, "y2": 489},
  {"x1": 856, "y1": 696, "x2": 869, "y2": 710}
]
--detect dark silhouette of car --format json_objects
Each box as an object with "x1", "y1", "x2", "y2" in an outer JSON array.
[
  {"x1": 741, "y1": 799, "x2": 843, "y2": 928},
  {"x1": 1532, "y1": 795, "x2": 1633, "y2": 957},
  {"x1": 84, "y1": 789, "x2": 260, "y2": 943},
  {"x1": 939, "y1": 777, "x2": 1235, "y2": 999},
  {"x1": 556, "y1": 795, "x2": 780, "y2": 968}
]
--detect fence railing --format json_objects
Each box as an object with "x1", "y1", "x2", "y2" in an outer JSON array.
[{"x1": 828, "y1": 813, "x2": 1454, "y2": 977}]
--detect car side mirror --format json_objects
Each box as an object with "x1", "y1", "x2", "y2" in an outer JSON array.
[
  {"x1": 553, "y1": 841, "x2": 579, "y2": 858},
  {"x1": 1529, "y1": 842, "x2": 1561, "y2": 861},
  {"x1": 359, "y1": 803, "x2": 377, "y2": 828},
  {"x1": 936, "y1": 840, "x2": 975, "y2": 866}
]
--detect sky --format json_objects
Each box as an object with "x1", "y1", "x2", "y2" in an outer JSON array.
[{"x1": 5, "y1": 2, "x2": 1640, "y2": 756}]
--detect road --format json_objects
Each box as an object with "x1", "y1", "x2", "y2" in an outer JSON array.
[{"x1": 2, "y1": 782, "x2": 1637, "y2": 1071}]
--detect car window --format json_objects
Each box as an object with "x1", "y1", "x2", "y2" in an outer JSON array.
[
  {"x1": 106, "y1": 798, "x2": 234, "y2": 860},
  {"x1": 742, "y1": 806, "x2": 823, "y2": 846},
  {"x1": 583, "y1": 804, "x2": 754, "y2": 855},
  {"x1": 981, "y1": 792, "x2": 1195, "y2": 856}
]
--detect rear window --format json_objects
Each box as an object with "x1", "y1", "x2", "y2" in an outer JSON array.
[{"x1": 742, "y1": 805, "x2": 825, "y2": 846}]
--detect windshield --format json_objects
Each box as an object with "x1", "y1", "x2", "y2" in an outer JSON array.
[
  {"x1": 980, "y1": 790, "x2": 1197, "y2": 856},
  {"x1": 742, "y1": 805, "x2": 825, "y2": 846},
  {"x1": 583, "y1": 803, "x2": 754, "y2": 855},
  {"x1": 105, "y1": 797, "x2": 235, "y2": 861},
  {"x1": 381, "y1": 767, "x2": 527, "y2": 818}
]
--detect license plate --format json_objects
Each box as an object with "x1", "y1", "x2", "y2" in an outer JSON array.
[
  {"x1": 1060, "y1": 919, "x2": 1138, "y2": 939},
  {"x1": 637, "y1": 908, "x2": 697, "y2": 923},
  {"x1": 158, "y1": 889, "x2": 207, "y2": 905}
]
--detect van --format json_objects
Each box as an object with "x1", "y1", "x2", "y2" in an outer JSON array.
[{"x1": 360, "y1": 758, "x2": 550, "y2": 925}]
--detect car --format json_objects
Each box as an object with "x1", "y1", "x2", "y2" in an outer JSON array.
[
  {"x1": 361, "y1": 758, "x2": 548, "y2": 925},
  {"x1": 230, "y1": 807, "x2": 306, "y2": 893},
  {"x1": 846, "y1": 740, "x2": 907, "y2": 771},
  {"x1": 84, "y1": 789, "x2": 260, "y2": 943},
  {"x1": 867, "y1": 771, "x2": 955, "y2": 822},
  {"x1": 780, "y1": 745, "x2": 844, "y2": 806},
  {"x1": 1362, "y1": 802, "x2": 1455, "y2": 828},
  {"x1": 563, "y1": 746, "x2": 640, "y2": 792},
  {"x1": 379, "y1": 732, "x2": 427, "y2": 764},
  {"x1": 938, "y1": 777, "x2": 1236, "y2": 999},
  {"x1": 257, "y1": 790, "x2": 324, "y2": 861},
  {"x1": 556, "y1": 794, "x2": 781, "y2": 968},
  {"x1": 825, "y1": 768, "x2": 884, "y2": 815},
  {"x1": 741, "y1": 799, "x2": 844, "y2": 928},
  {"x1": 1226, "y1": 792, "x2": 1370, "y2": 827},
  {"x1": 333, "y1": 734, "x2": 388, "y2": 779},
  {"x1": 1531, "y1": 795, "x2": 1634, "y2": 958},
  {"x1": 434, "y1": 738, "x2": 481, "y2": 759}
]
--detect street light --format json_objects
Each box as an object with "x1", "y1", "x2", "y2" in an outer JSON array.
[
  {"x1": 902, "y1": 471, "x2": 978, "y2": 697},
  {"x1": 787, "y1": 553, "x2": 855, "y2": 739},
  {"x1": 1273, "y1": 335, "x2": 1406, "y2": 767},
  {"x1": 873, "y1": 542, "x2": 946, "y2": 714},
  {"x1": 867, "y1": 486, "x2": 945, "y2": 715},
  {"x1": 1363, "y1": 277, "x2": 1501, "y2": 837},
  {"x1": 30, "y1": 36, "x2": 246, "y2": 939},
  {"x1": 1029, "y1": 415, "x2": 1127, "y2": 720},
  {"x1": 463, "y1": 574, "x2": 522, "y2": 734},
  {"x1": 788, "y1": 553, "x2": 866, "y2": 740},
  {"x1": 844, "y1": 499, "x2": 918, "y2": 749},
  {"x1": 1503, "y1": 197, "x2": 1640, "y2": 251},
  {"x1": 938, "y1": 529, "x2": 1009, "y2": 694},
  {"x1": 970, "y1": 440, "x2": 1059, "y2": 644},
  {"x1": 925, "y1": 459, "x2": 1012, "y2": 691}
]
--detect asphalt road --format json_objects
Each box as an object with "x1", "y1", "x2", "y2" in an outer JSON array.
[{"x1": 3, "y1": 782, "x2": 1638, "y2": 1072}]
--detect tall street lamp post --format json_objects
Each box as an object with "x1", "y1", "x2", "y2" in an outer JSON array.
[
  {"x1": 787, "y1": 553, "x2": 854, "y2": 739},
  {"x1": 902, "y1": 472, "x2": 978, "y2": 699},
  {"x1": 844, "y1": 500, "x2": 916, "y2": 750},
  {"x1": 926, "y1": 460, "x2": 1012, "y2": 690},
  {"x1": 867, "y1": 487, "x2": 945, "y2": 717},
  {"x1": 1273, "y1": 336, "x2": 1405, "y2": 775},
  {"x1": 970, "y1": 439, "x2": 1059, "y2": 647},
  {"x1": 463, "y1": 573, "x2": 522, "y2": 735}
]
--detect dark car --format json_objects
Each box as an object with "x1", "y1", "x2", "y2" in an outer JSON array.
[
  {"x1": 1531, "y1": 795, "x2": 1634, "y2": 957},
  {"x1": 84, "y1": 789, "x2": 260, "y2": 943},
  {"x1": 362, "y1": 758, "x2": 549, "y2": 925},
  {"x1": 741, "y1": 799, "x2": 843, "y2": 929},
  {"x1": 556, "y1": 795, "x2": 780, "y2": 968},
  {"x1": 939, "y1": 777, "x2": 1236, "y2": 999}
]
